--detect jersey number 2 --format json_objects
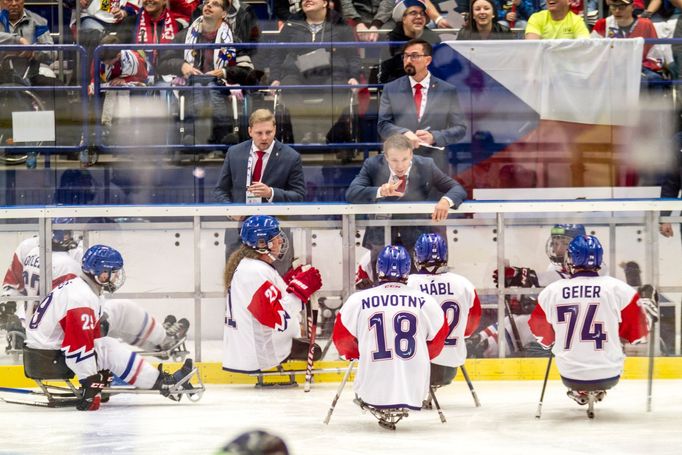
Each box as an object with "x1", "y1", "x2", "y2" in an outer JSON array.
[{"x1": 369, "y1": 312, "x2": 417, "y2": 361}]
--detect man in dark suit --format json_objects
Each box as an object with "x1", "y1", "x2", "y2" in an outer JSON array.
[
  {"x1": 214, "y1": 108, "x2": 305, "y2": 273},
  {"x1": 346, "y1": 134, "x2": 467, "y2": 274},
  {"x1": 378, "y1": 38, "x2": 466, "y2": 173}
]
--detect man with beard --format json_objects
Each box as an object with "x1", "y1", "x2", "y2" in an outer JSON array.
[
  {"x1": 377, "y1": 38, "x2": 465, "y2": 173},
  {"x1": 378, "y1": 0, "x2": 440, "y2": 84}
]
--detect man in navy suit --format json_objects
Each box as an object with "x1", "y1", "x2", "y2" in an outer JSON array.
[
  {"x1": 378, "y1": 38, "x2": 466, "y2": 173},
  {"x1": 214, "y1": 108, "x2": 305, "y2": 273},
  {"x1": 346, "y1": 134, "x2": 467, "y2": 273}
]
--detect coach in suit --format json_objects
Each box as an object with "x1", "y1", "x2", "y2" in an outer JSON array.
[
  {"x1": 378, "y1": 38, "x2": 466, "y2": 173},
  {"x1": 346, "y1": 134, "x2": 467, "y2": 273},
  {"x1": 214, "y1": 108, "x2": 305, "y2": 273}
]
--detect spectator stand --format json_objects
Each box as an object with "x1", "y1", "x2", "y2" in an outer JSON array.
[{"x1": 0, "y1": 43, "x2": 88, "y2": 167}]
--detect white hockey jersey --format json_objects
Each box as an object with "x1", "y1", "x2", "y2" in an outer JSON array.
[
  {"x1": 26, "y1": 276, "x2": 105, "y2": 380},
  {"x1": 407, "y1": 272, "x2": 482, "y2": 367},
  {"x1": 332, "y1": 282, "x2": 448, "y2": 409},
  {"x1": 222, "y1": 258, "x2": 304, "y2": 373},
  {"x1": 2, "y1": 237, "x2": 81, "y2": 322},
  {"x1": 529, "y1": 272, "x2": 648, "y2": 381}
]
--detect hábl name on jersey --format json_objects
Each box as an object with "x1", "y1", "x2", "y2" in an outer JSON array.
[{"x1": 418, "y1": 281, "x2": 455, "y2": 296}]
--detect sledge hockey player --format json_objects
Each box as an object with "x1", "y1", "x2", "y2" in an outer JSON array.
[
  {"x1": 332, "y1": 245, "x2": 448, "y2": 429},
  {"x1": 406, "y1": 233, "x2": 481, "y2": 388},
  {"x1": 528, "y1": 235, "x2": 649, "y2": 414},
  {"x1": 1, "y1": 219, "x2": 189, "y2": 358},
  {"x1": 1, "y1": 218, "x2": 82, "y2": 326},
  {"x1": 25, "y1": 244, "x2": 197, "y2": 411},
  {"x1": 468, "y1": 224, "x2": 588, "y2": 357},
  {"x1": 222, "y1": 215, "x2": 323, "y2": 374}
]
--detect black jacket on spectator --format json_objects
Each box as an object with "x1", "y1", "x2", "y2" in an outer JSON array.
[
  {"x1": 269, "y1": 8, "x2": 361, "y2": 85},
  {"x1": 378, "y1": 23, "x2": 440, "y2": 84},
  {"x1": 456, "y1": 22, "x2": 515, "y2": 40}
]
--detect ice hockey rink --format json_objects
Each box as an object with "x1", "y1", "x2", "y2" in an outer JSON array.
[{"x1": 1, "y1": 379, "x2": 681, "y2": 455}]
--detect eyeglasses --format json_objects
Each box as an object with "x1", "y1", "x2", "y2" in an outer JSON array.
[
  {"x1": 404, "y1": 10, "x2": 426, "y2": 18},
  {"x1": 402, "y1": 53, "x2": 426, "y2": 61},
  {"x1": 203, "y1": 0, "x2": 224, "y2": 8}
]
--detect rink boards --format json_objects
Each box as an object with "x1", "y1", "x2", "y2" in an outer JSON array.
[{"x1": 2, "y1": 357, "x2": 681, "y2": 388}]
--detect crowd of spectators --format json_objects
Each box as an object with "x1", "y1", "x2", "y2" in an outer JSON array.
[{"x1": 0, "y1": 0, "x2": 679, "y2": 161}]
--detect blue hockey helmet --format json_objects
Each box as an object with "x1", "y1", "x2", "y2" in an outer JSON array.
[
  {"x1": 413, "y1": 233, "x2": 448, "y2": 271},
  {"x1": 376, "y1": 245, "x2": 411, "y2": 282},
  {"x1": 546, "y1": 224, "x2": 587, "y2": 267},
  {"x1": 566, "y1": 235, "x2": 603, "y2": 274},
  {"x1": 82, "y1": 244, "x2": 125, "y2": 292},
  {"x1": 240, "y1": 215, "x2": 288, "y2": 259},
  {"x1": 52, "y1": 217, "x2": 77, "y2": 251}
]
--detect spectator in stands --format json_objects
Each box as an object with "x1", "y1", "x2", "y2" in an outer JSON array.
[
  {"x1": 496, "y1": 0, "x2": 535, "y2": 30},
  {"x1": 214, "y1": 109, "x2": 305, "y2": 274},
  {"x1": 524, "y1": 0, "x2": 589, "y2": 39},
  {"x1": 157, "y1": 0, "x2": 255, "y2": 145},
  {"x1": 340, "y1": 0, "x2": 394, "y2": 41},
  {"x1": 98, "y1": 34, "x2": 148, "y2": 134},
  {"x1": 379, "y1": 0, "x2": 441, "y2": 84},
  {"x1": 346, "y1": 133, "x2": 466, "y2": 273},
  {"x1": 0, "y1": 0, "x2": 55, "y2": 72},
  {"x1": 591, "y1": 0, "x2": 665, "y2": 86},
  {"x1": 269, "y1": 0, "x2": 360, "y2": 145},
  {"x1": 0, "y1": 0, "x2": 71, "y2": 131},
  {"x1": 222, "y1": 0, "x2": 262, "y2": 68},
  {"x1": 456, "y1": 0, "x2": 516, "y2": 40},
  {"x1": 116, "y1": 0, "x2": 190, "y2": 72},
  {"x1": 377, "y1": 38, "x2": 466, "y2": 173}
]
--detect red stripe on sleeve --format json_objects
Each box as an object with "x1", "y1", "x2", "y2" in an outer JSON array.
[
  {"x1": 619, "y1": 295, "x2": 649, "y2": 343},
  {"x1": 528, "y1": 304, "x2": 555, "y2": 348},
  {"x1": 464, "y1": 291, "x2": 482, "y2": 337},
  {"x1": 427, "y1": 315, "x2": 449, "y2": 359},
  {"x1": 332, "y1": 312, "x2": 359, "y2": 360},
  {"x1": 247, "y1": 281, "x2": 286, "y2": 329}
]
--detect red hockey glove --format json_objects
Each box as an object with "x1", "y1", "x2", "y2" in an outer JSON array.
[
  {"x1": 77, "y1": 370, "x2": 113, "y2": 411},
  {"x1": 493, "y1": 266, "x2": 539, "y2": 288},
  {"x1": 287, "y1": 267, "x2": 322, "y2": 302},
  {"x1": 282, "y1": 264, "x2": 304, "y2": 285}
]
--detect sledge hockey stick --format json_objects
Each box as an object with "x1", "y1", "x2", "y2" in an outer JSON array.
[
  {"x1": 323, "y1": 359, "x2": 355, "y2": 425},
  {"x1": 535, "y1": 351, "x2": 554, "y2": 419},
  {"x1": 429, "y1": 386, "x2": 447, "y2": 423},
  {"x1": 304, "y1": 309, "x2": 319, "y2": 393},
  {"x1": 460, "y1": 365, "x2": 481, "y2": 407}
]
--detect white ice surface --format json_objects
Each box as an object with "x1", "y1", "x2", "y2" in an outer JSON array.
[{"x1": 1, "y1": 379, "x2": 681, "y2": 455}]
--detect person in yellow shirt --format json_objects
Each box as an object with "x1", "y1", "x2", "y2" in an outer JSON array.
[{"x1": 524, "y1": 0, "x2": 590, "y2": 39}]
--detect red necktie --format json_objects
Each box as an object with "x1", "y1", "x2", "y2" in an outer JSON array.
[
  {"x1": 252, "y1": 150, "x2": 265, "y2": 182},
  {"x1": 413, "y1": 83, "x2": 423, "y2": 121},
  {"x1": 396, "y1": 175, "x2": 406, "y2": 193}
]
